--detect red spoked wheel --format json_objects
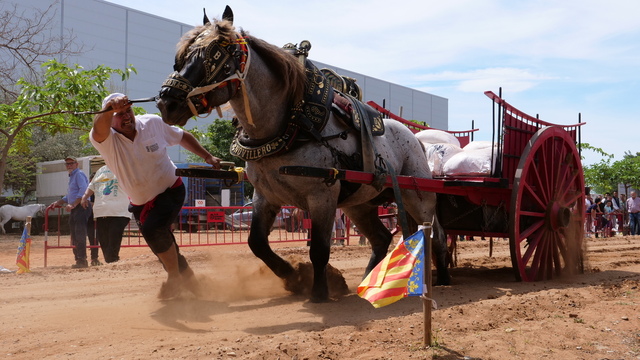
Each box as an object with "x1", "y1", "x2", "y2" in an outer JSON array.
[{"x1": 510, "y1": 126, "x2": 585, "y2": 282}]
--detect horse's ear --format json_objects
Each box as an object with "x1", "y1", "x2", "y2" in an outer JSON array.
[
  {"x1": 203, "y1": 8, "x2": 210, "y2": 25},
  {"x1": 222, "y1": 5, "x2": 233, "y2": 24}
]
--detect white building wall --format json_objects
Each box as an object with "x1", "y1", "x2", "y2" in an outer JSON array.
[{"x1": 17, "y1": 0, "x2": 449, "y2": 197}]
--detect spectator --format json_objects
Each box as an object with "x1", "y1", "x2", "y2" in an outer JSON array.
[
  {"x1": 51, "y1": 156, "x2": 92, "y2": 268},
  {"x1": 611, "y1": 191, "x2": 622, "y2": 211},
  {"x1": 587, "y1": 197, "x2": 605, "y2": 238},
  {"x1": 332, "y1": 209, "x2": 346, "y2": 246},
  {"x1": 81, "y1": 165, "x2": 131, "y2": 263},
  {"x1": 626, "y1": 191, "x2": 640, "y2": 235},
  {"x1": 90, "y1": 93, "x2": 221, "y2": 298},
  {"x1": 620, "y1": 193, "x2": 629, "y2": 234},
  {"x1": 603, "y1": 200, "x2": 615, "y2": 236}
]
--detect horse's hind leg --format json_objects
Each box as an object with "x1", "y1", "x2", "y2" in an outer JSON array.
[
  {"x1": 403, "y1": 192, "x2": 451, "y2": 286},
  {"x1": 342, "y1": 204, "x2": 393, "y2": 276}
]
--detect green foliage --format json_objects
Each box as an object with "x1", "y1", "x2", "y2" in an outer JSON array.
[
  {"x1": 0, "y1": 59, "x2": 135, "y2": 195},
  {"x1": 581, "y1": 142, "x2": 612, "y2": 160},
  {"x1": 186, "y1": 119, "x2": 239, "y2": 163},
  {"x1": 584, "y1": 159, "x2": 616, "y2": 194},
  {"x1": 3, "y1": 152, "x2": 37, "y2": 200},
  {"x1": 583, "y1": 148, "x2": 640, "y2": 195}
]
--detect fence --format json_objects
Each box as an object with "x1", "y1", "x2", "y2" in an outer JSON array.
[
  {"x1": 585, "y1": 212, "x2": 625, "y2": 238},
  {"x1": 42, "y1": 205, "x2": 398, "y2": 267}
]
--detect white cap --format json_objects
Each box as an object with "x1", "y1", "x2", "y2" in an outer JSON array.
[{"x1": 102, "y1": 93, "x2": 126, "y2": 109}]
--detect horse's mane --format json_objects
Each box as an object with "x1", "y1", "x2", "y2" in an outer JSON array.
[
  {"x1": 175, "y1": 20, "x2": 306, "y2": 104},
  {"x1": 243, "y1": 33, "x2": 306, "y2": 104}
]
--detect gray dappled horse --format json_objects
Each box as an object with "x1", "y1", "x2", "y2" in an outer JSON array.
[{"x1": 156, "y1": 6, "x2": 450, "y2": 302}]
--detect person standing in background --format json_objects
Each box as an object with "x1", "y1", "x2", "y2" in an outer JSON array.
[
  {"x1": 81, "y1": 165, "x2": 131, "y2": 263},
  {"x1": 50, "y1": 156, "x2": 92, "y2": 268},
  {"x1": 626, "y1": 191, "x2": 640, "y2": 236}
]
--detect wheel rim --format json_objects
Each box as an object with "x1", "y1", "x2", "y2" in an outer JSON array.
[{"x1": 510, "y1": 126, "x2": 585, "y2": 282}]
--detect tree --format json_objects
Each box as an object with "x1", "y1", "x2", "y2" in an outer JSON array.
[
  {"x1": 584, "y1": 159, "x2": 617, "y2": 195},
  {"x1": 187, "y1": 119, "x2": 238, "y2": 163},
  {"x1": 0, "y1": 1, "x2": 81, "y2": 100},
  {"x1": 614, "y1": 154, "x2": 640, "y2": 195},
  {"x1": 0, "y1": 59, "x2": 135, "y2": 195},
  {"x1": 187, "y1": 118, "x2": 254, "y2": 199}
]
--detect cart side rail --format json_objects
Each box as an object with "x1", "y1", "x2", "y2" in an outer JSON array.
[
  {"x1": 367, "y1": 100, "x2": 478, "y2": 147},
  {"x1": 484, "y1": 91, "x2": 586, "y2": 182}
]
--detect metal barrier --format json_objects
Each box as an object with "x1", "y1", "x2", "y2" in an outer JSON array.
[
  {"x1": 43, "y1": 205, "x2": 363, "y2": 266},
  {"x1": 585, "y1": 212, "x2": 624, "y2": 238}
]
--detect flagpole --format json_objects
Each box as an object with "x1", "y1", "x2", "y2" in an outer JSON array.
[
  {"x1": 422, "y1": 222, "x2": 433, "y2": 347},
  {"x1": 16, "y1": 216, "x2": 33, "y2": 274}
]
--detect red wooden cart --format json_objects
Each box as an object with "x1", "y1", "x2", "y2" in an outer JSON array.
[{"x1": 280, "y1": 90, "x2": 587, "y2": 282}]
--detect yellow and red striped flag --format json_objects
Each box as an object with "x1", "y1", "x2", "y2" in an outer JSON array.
[
  {"x1": 16, "y1": 219, "x2": 32, "y2": 274},
  {"x1": 357, "y1": 229, "x2": 425, "y2": 308}
]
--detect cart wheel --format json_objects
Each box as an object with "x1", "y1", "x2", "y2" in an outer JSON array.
[{"x1": 510, "y1": 126, "x2": 585, "y2": 282}]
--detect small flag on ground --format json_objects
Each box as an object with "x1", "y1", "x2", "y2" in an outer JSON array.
[
  {"x1": 357, "y1": 228, "x2": 425, "y2": 308},
  {"x1": 16, "y1": 218, "x2": 32, "y2": 274}
]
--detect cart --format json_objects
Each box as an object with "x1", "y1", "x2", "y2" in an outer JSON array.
[{"x1": 279, "y1": 90, "x2": 586, "y2": 282}]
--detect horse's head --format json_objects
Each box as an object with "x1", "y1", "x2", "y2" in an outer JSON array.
[{"x1": 157, "y1": 6, "x2": 249, "y2": 126}]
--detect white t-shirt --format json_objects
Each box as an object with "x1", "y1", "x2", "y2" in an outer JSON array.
[
  {"x1": 90, "y1": 114, "x2": 183, "y2": 205},
  {"x1": 87, "y1": 165, "x2": 132, "y2": 219}
]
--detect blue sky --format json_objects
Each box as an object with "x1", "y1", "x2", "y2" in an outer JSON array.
[{"x1": 105, "y1": 0, "x2": 640, "y2": 166}]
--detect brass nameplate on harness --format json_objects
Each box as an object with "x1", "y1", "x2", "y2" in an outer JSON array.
[{"x1": 230, "y1": 137, "x2": 288, "y2": 161}]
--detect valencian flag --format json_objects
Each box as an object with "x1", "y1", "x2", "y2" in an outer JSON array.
[
  {"x1": 16, "y1": 218, "x2": 32, "y2": 274},
  {"x1": 357, "y1": 227, "x2": 425, "y2": 308}
]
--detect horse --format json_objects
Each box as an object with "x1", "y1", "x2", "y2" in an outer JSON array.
[
  {"x1": 156, "y1": 6, "x2": 450, "y2": 302},
  {"x1": 0, "y1": 204, "x2": 46, "y2": 234}
]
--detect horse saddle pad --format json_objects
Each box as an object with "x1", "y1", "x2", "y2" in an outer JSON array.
[
  {"x1": 332, "y1": 91, "x2": 385, "y2": 136},
  {"x1": 321, "y1": 68, "x2": 363, "y2": 101}
]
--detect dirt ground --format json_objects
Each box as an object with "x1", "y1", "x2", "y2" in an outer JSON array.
[{"x1": 0, "y1": 232, "x2": 639, "y2": 360}]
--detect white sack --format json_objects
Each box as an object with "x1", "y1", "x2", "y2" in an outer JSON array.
[
  {"x1": 415, "y1": 129, "x2": 460, "y2": 147},
  {"x1": 424, "y1": 143, "x2": 463, "y2": 176},
  {"x1": 443, "y1": 146, "x2": 497, "y2": 176},
  {"x1": 463, "y1": 140, "x2": 495, "y2": 151}
]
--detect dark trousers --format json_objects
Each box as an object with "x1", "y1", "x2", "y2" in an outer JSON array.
[
  {"x1": 96, "y1": 216, "x2": 130, "y2": 263},
  {"x1": 129, "y1": 182, "x2": 189, "y2": 272},
  {"x1": 629, "y1": 212, "x2": 640, "y2": 235},
  {"x1": 87, "y1": 209, "x2": 99, "y2": 260},
  {"x1": 69, "y1": 205, "x2": 91, "y2": 263}
]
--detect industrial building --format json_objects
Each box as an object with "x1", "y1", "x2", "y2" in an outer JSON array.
[{"x1": 19, "y1": 0, "x2": 448, "y2": 164}]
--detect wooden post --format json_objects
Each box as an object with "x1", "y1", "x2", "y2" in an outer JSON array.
[
  {"x1": 489, "y1": 237, "x2": 494, "y2": 257},
  {"x1": 422, "y1": 222, "x2": 433, "y2": 347}
]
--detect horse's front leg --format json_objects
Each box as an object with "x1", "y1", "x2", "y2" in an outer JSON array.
[
  {"x1": 247, "y1": 201, "x2": 295, "y2": 279},
  {"x1": 306, "y1": 207, "x2": 336, "y2": 303}
]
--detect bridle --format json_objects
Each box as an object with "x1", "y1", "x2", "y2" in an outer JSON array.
[{"x1": 161, "y1": 34, "x2": 253, "y2": 124}]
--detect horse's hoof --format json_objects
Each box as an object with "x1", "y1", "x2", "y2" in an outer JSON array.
[
  {"x1": 157, "y1": 277, "x2": 181, "y2": 300},
  {"x1": 182, "y1": 268, "x2": 203, "y2": 298},
  {"x1": 309, "y1": 295, "x2": 330, "y2": 303}
]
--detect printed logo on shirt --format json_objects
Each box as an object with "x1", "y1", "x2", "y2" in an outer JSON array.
[
  {"x1": 103, "y1": 180, "x2": 116, "y2": 196},
  {"x1": 146, "y1": 143, "x2": 159, "y2": 153}
]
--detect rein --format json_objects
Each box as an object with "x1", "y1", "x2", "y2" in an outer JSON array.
[{"x1": 42, "y1": 97, "x2": 156, "y2": 116}]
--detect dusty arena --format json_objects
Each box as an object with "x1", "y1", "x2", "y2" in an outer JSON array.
[{"x1": 1, "y1": 232, "x2": 639, "y2": 360}]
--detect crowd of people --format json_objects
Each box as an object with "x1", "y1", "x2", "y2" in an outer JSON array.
[{"x1": 585, "y1": 190, "x2": 640, "y2": 237}]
